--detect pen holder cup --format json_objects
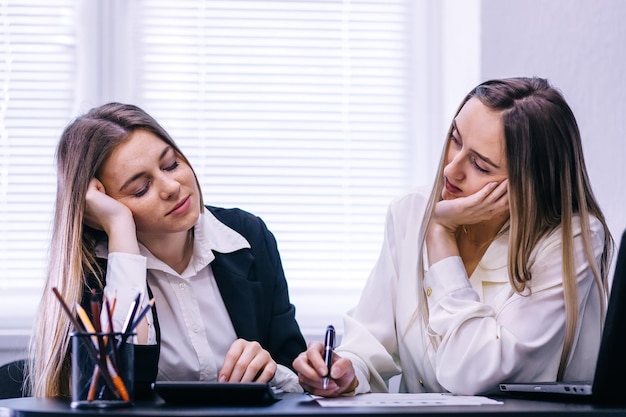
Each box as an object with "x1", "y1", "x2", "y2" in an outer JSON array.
[{"x1": 70, "y1": 331, "x2": 134, "y2": 409}]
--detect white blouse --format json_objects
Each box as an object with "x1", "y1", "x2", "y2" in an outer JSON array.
[{"x1": 336, "y1": 188, "x2": 605, "y2": 395}]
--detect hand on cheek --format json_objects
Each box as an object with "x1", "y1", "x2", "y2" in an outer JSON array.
[{"x1": 435, "y1": 179, "x2": 509, "y2": 232}]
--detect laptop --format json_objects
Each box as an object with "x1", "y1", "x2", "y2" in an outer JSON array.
[{"x1": 499, "y1": 229, "x2": 626, "y2": 404}]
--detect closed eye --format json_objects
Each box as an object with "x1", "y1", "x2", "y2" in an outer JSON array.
[
  {"x1": 164, "y1": 160, "x2": 179, "y2": 171},
  {"x1": 449, "y1": 132, "x2": 461, "y2": 147},
  {"x1": 134, "y1": 181, "x2": 150, "y2": 197},
  {"x1": 470, "y1": 155, "x2": 489, "y2": 173}
]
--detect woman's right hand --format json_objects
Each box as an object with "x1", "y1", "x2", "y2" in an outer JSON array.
[
  {"x1": 292, "y1": 342, "x2": 358, "y2": 397},
  {"x1": 84, "y1": 178, "x2": 132, "y2": 232},
  {"x1": 84, "y1": 178, "x2": 139, "y2": 254},
  {"x1": 426, "y1": 180, "x2": 509, "y2": 267},
  {"x1": 434, "y1": 179, "x2": 509, "y2": 233}
]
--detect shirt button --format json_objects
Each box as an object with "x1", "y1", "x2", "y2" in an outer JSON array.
[
  {"x1": 426, "y1": 288, "x2": 432, "y2": 297},
  {"x1": 179, "y1": 283, "x2": 186, "y2": 290}
]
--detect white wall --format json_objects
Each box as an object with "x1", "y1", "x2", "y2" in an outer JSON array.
[{"x1": 480, "y1": 0, "x2": 626, "y2": 249}]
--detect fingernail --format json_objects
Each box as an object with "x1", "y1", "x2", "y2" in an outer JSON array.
[{"x1": 219, "y1": 375, "x2": 227, "y2": 383}]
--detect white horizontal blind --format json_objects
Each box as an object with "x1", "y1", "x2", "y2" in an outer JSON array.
[
  {"x1": 133, "y1": 0, "x2": 412, "y2": 336},
  {"x1": 0, "y1": 0, "x2": 78, "y2": 330}
]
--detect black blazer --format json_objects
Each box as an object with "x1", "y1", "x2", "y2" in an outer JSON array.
[{"x1": 82, "y1": 206, "x2": 306, "y2": 398}]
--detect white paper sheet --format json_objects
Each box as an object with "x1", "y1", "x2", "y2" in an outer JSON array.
[{"x1": 314, "y1": 393, "x2": 503, "y2": 407}]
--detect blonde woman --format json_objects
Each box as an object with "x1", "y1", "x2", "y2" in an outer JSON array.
[
  {"x1": 293, "y1": 77, "x2": 613, "y2": 396},
  {"x1": 28, "y1": 103, "x2": 306, "y2": 398}
]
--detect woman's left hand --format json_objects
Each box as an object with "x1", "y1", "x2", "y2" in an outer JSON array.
[{"x1": 219, "y1": 339, "x2": 277, "y2": 383}]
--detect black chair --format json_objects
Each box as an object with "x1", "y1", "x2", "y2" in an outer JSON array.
[{"x1": 0, "y1": 359, "x2": 26, "y2": 399}]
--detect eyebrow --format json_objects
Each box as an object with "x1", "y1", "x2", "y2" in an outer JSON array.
[
  {"x1": 119, "y1": 145, "x2": 172, "y2": 192},
  {"x1": 452, "y1": 120, "x2": 501, "y2": 169}
]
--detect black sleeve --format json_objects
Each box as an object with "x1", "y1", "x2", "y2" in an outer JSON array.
[
  {"x1": 256, "y1": 215, "x2": 307, "y2": 369},
  {"x1": 208, "y1": 206, "x2": 307, "y2": 370}
]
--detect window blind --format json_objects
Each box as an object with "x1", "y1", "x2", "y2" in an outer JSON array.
[
  {"x1": 0, "y1": 0, "x2": 78, "y2": 330},
  {"x1": 133, "y1": 0, "x2": 412, "y2": 336}
]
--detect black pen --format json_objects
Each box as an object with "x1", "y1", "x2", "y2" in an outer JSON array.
[{"x1": 322, "y1": 325, "x2": 335, "y2": 389}]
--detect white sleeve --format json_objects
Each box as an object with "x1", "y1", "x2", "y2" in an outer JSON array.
[
  {"x1": 269, "y1": 364, "x2": 304, "y2": 393},
  {"x1": 424, "y1": 224, "x2": 603, "y2": 395},
  {"x1": 335, "y1": 204, "x2": 403, "y2": 394},
  {"x1": 102, "y1": 252, "x2": 156, "y2": 344}
]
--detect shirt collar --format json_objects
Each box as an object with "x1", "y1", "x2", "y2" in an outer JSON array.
[
  {"x1": 144, "y1": 210, "x2": 251, "y2": 276},
  {"x1": 96, "y1": 209, "x2": 251, "y2": 276},
  {"x1": 468, "y1": 230, "x2": 510, "y2": 285},
  {"x1": 194, "y1": 209, "x2": 251, "y2": 256}
]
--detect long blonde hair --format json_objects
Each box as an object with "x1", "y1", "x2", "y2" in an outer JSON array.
[
  {"x1": 415, "y1": 77, "x2": 612, "y2": 380},
  {"x1": 27, "y1": 103, "x2": 203, "y2": 397}
]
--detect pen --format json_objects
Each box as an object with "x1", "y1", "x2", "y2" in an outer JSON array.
[{"x1": 322, "y1": 325, "x2": 335, "y2": 389}]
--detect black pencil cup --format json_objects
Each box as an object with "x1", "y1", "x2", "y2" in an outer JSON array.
[{"x1": 70, "y1": 331, "x2": 134, "y2": 408}]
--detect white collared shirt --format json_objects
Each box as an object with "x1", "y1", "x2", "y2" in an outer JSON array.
[
  {"x1": 98, "y1": 210, "x2": 301, "y2": 391},
  {"x1": 337, "y1": 187, "x2": 605, "y2": 395}
]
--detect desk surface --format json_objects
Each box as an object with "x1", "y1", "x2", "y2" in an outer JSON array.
[{"x1": 1, "y1": 393, "x2": 626, "y2": 417}]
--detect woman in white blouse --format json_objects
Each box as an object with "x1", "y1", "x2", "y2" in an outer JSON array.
[{"x1": 293, "y1": 77, "x2": 613, "y2": 396}]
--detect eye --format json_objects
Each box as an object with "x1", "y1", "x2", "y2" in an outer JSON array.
[
  {"x1": 449, "y1": 132, "x2": 461, "y2": 146},
  {"x1": 164, "y1": 160, "x2": 179, "y2": 171},
  {"x1": 134, "y1": 185, "x2": 148, "y2": 197},
  {"x1": 470, "y1": 156, "x2": 490, "y2": 174},
  {"x1": 134, "y1": 183, "x2": 150, "y2": 197}
]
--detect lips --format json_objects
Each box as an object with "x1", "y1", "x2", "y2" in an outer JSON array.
[
  {"x1": 445, "y1": 178, "x2": 462, "y2": 194},
  {"x1": 166, "y1": 196, "x2": 190, "y2": 216}
]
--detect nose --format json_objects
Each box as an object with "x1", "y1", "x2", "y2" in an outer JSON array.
[
  {"x1": 443, "y1": 150, "x2": 465, "y2": 182},
  {"x1": 158, "y1": 173, "x2": 180, "y2": 200}
]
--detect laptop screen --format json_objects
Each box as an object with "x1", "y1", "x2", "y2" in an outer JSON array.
[{"x1": 589, "y1": 229, "x2": 626, "y2": 403}]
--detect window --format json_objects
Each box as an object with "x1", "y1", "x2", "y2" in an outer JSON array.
[
  {"x1": 0, "y1": 0, "x2": 79, "y2": 331},
  {"x1": 132, "y1": 0, "x2": 413, "y2": 335},
  {"x1": 0, "y1": 0, "x2": 479, "y2": 342}
]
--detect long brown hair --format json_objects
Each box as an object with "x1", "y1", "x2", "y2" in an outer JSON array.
[
  {"x1": 27, "y1": 103, "x2": 204, "y2": 397},
  {"x1": 416, "y1": 77, "x2": 612, "y2": 380}
]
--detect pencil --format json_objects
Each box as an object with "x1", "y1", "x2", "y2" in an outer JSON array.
[
  {"x1": 51, "y1": 288, "x2": 120, "y2": 400},
  {"x1": 87, "y1": 366, "x2": 100, "y2": 401},
  {"x1": 104, "y1": 296, "x2": 121, "y2": 371},
  {"x1": 118, "y1": 298, "x2": 155, "y2": 350},
  {"x1": 76, "y1": 303, "x2": 110, "y2": 397},
  {"x1": 52, "y1": 287, "x2": 85, "y2": 333},
  {"x1": 88, "y1": 291, "x2": 108, "y2": 374},
  {"x1": 88, "y1": 291, "x2": 107, "y2": 401},
  {"x1": 106, "y1": 355, "x2": 130, "y2": 402},
  {"x1": 76, "y1": 303, "x2": 99, "y2": 347},
  {"x1": 76, "y1": 304, "x2": 129, "y2": 402},
  {"x1": 121, "y1": 292, "x2": 142, "y2": 335},
  {"x1": 128, "y1": 298, "x2": 155, "y2": 334},
  {"x1": 90, "y1": 289, "x2": 102, "y2": 333}
]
